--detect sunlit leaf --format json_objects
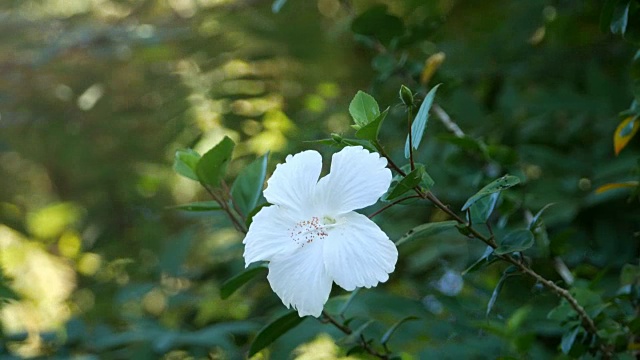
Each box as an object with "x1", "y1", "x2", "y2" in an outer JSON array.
[
  {"x1": 395, "y1": 220, "x2": 457, "y2": 246},
  {"x1": 355, "y1": 107, "x2": 389, "y2": 141},
  {"x1": 249, "y1": 311, "x2": 306, "y2": 356},
  {"x1": 595, "y1": 181, "x2": 639, "y2": 194},
  {"x1": 404, "y1": 84, "x2": 441, "y2": 158},
  {"x1": 461, "y1": 175, "x2": 521, "y2": 211},
  {"x1": 614, "y1": 115, "x2": 639, "y2": 155},
  {"x1": 220, "y1": 263, "x2": 268, "y2": 299},
  {"x1": 173, "y1": 149, "x2": 201, "y2": 181},
  {"x1": 380, "y1": 316, "x2": 419, "y2": 346},
  {"x1": 349, "y1": 91, "x2": 380, "y2": 128},
  {"x1": 231, "y1": 153, "x2": 268, "y2": 217},
  {"x1": 195, "y1": 136, "x2": 235, "y2": 187},
  {"x1": 494, "y1": 229, "x2": 535, "y2": 255}
]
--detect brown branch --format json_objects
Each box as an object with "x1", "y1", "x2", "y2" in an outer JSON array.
[
  {"x1": 368, "y1": 195, "x2": 421, "y2": 219},
  {"x1": 321, "y1": 311, "x2": 389, "y2": 359},
  {"x1": 202, "y1": 183, "x2": 247, "y2": 234}
]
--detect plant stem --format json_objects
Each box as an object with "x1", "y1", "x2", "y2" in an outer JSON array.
[
  {"x1": 374, "y1": 141, "x2": 406, "y2": 176},
  {"x1": 369, "y1": 195, "x2": 421, "y2": 219},
  {"x1": 321, "y1": 311, "x2": 389, "y2": 359},
  {"x1": 202, "y1": 183, "x2": 248, "y2": 234}
]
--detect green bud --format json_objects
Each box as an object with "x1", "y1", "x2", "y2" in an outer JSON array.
[
  {"x1": 331, "y1": 133, "x2": 343, "y2": 143},
  {"x1": 399, "y1": 85, "x2": 414, "y2": 107}
]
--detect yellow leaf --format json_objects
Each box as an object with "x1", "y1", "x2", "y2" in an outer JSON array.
[
  {"x1": 420, "y1": 52, "x2": 446, "y2": 85},
  {"x1": 614, "y1": 115, "x2": 639, "y2": 155},
  {"x1": 595, "y1": 181, "x2": 639, "y2": 194}
]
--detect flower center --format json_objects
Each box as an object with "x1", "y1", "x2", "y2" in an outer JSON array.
[{"x1": 289, "y1": 216, "x2": 337, "y2": 247}]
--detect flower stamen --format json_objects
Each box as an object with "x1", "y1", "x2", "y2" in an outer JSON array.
[{"x1": 289, "y1": 216, "x2": 340, "y2": 247}]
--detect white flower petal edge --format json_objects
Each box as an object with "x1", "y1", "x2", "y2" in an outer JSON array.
[
  {"x1": 243, "y1": 205, "x2": 302, "y2": 266},
  {"x1": 263, "y1": 150, "x2": 322, "y2": 215},
  {"x1": 316, "y1": 146, "x2": 391, "y2": 215},
  {"x1": 323, "y1": 212, "x2": 398, "y2": 291},
  {"x1": 267, "y1": 241, "x2": 332, "y2": 317}
]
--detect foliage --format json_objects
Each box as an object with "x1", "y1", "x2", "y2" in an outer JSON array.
[{"x1": 1, "y1": 0, "x2": 640, "y2": 359}]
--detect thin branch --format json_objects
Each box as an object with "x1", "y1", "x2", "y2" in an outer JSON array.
[
  {"x1": 202, "y1": 183, "x2": 247, "y2": 234},
  {"x1": 374, "y1": 141, "x2": 406, "y2": 176},
  {"x1": 432, "y1": 103, "x2": 464, "y2": 137},
  {"x1": 321, "y1": 311, "x2": 389, "y2": 359},
  {"x1": 368, "y1": 195, "x2": 421, "y2": 219}
]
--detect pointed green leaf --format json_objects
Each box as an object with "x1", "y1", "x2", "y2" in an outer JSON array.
[
  {"x1": 461, "y1": 175, "x2": 520, "y2": 211},
  {"x1": 610, "y1": 0, "x2": 630, "y2": 35},
  {"x1": 220, "y1": 263, "x2": 268, "y2": 299},
  {"x1": 173, "y1": 149, "x2": 201, "y2": 181},
  {"x1": 380, "y1": 316, "x2": 419, "y2": 346},
  {"x1": 486, "y1": 266, "x2": 516, "y2": 316},
  {"x1": 600, "y1": 0, "x2": 617, "y2": 33},
  {"x1": 395, "y1": 220, "x2": 457, "y2": 246},
  {"x1": 494, "y1": 229, "x2": 535, "y2": 255},
  {"x1": 561, "y1": 326, "x2": 581, "y2": 354},
  {"x1": 528, "y1": 203, "x2": 555, "y2": 230},
  {"x1": 195, "y1": 136, "x2": 235, "y2": 187},
  {"x1": 349, "y1": 91, "x2": 380, "y2": 127},
  {"x1": 467, "y1": 192, "x2": 499, "y2": 224},
  {"x1": 404, "y1": 84, "x2": 441, "y2": 158},
  {"x1": 231, "y1": 153, "x2": 268, "y2": 217},
  {"x1": 339, "y1": 288, "x2": 361, "y2": 316},
  {"x1": 339, "y1": 320, "x2": 375, "y2": 346},
  {"x1": 462, "y1": 246, "x2": 497, "y2": 275},
  {"x1": 355, "y1": 107, "x2": 389, "y2": 141},
  {"x1": 386, "y1": 165, "x2": 425, "y2": 200},
  {"x1": 248, "y1": 311, "x2": 306, "y2": 357},
  {"x1": 169, "y1": 201, "x2": 221, "y2": 212}
]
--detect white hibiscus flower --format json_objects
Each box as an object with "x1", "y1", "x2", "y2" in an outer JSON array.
[{"x1": 243, "y1": 146, "x2": 398, "y2": 317}]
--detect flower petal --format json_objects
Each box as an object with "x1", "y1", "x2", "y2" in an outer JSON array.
[
  {"x1": 243, "y1": 205, "x2": 301, "y2": 266},
  {"x1": 267, "y1": 241, "x2": 332, "y2": 317},
  {"x1": 323, "y1": 212, "x2": 397, "y2": 291},
  {"x1": 316, "y1": 146, "x2": 391, "y2": 214},
  {"x1": 263, "y1": 150, "x2": 322, "y2": 214}
]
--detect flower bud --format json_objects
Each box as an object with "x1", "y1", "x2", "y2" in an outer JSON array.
[
  {"x1": 331, "y1": 133, "x2": 343, "y2": 143},
  {"x1": 399, "y1": 85, "x2": 413, "y2": 107}
]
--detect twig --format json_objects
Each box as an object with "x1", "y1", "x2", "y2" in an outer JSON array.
[
  {"x1": 368, "y1": 195, "x2": 422, "y2": 219},
  {"x1": 321, "y1": 311, "x2": 389, "y2": 359},
  {"x1": 202, "y1": 184, "x2": 247, "y2": 234},
  {"x1": 432, "y1": 103, "x2": 464, "y2": 137}
]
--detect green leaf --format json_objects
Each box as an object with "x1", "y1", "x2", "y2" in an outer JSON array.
[
  {"x1": 173, "y1": 149, "x2": 201, "y2": 181},
  {"x1": 380, "y1": 316, "x2": 419, "y2": 346},
  {"x1": 245, "y1": 203, "x2": 268, "y2": 228},
  {"x1": 355, "y1": 107, "x2": 389, "y2": 141},
  {"x1": 461, "y1": 175, "x2": 521, "y2": 211},
  {"x1": 404, "y1": 84, "x2": 441, "y2": 159},
  {"x1": 168, "y1": 201, "x2": 221, "y2": 212},
  {"x1": 231, "y1": 153, "x2": 268, "y2": 217},
  {"x1": 339, "y1": 320, "x2": 375, "y2": 346},
  {"x1": 339, "y1": 288, "x2": 360, "y2": 316},
  {"x1": 349, "y1": 91, "x2": 380, "y2": 127},
  {"x1": 220, "y1": 263, "x2": 268, "y2": 300},
  {"x1": 395, "y1": 220, "x2": 457, "y2": 246},
  {"x1": 467, "y1": 192, "x2": 499, "y2": 224},
  {"x1": 248, "y1": 311, "x2": 306, "y2": 357},
  {"x1": 633, "y1": 50, "x2": 640, "y2": 102},
  {"x1": 386, "y1": 165, "x2": 425, "y2": 200},
  {"x1": 610, "y1": 0, "x2": 630, "y2": 35},
  {"x1": 462, "y1": 246, "x2": 497, "y2": 275},
  {"x1": 195, "y1": 136, "x2": 235, "y2": 187},
  {"x1": 494, "y1": 229, "x2": 535, "y2": 255},
  {"x1": 486, "y1": 266, "x2": 516, "y2": 316},
  {"x1": 561, "y1": 326, "x2": 580, "y2": 354},
  {"x1": 528, "y1": 203, "x2": 555, "y2": 230}
]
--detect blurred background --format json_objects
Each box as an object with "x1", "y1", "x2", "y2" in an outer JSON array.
[{"x1": 0, "y1": 0, "x2": 639, "y2": 358}]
